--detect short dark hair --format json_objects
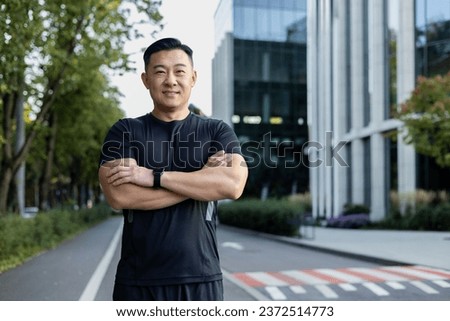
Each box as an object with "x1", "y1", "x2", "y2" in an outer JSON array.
[{"x1": 143, "y1": 38, "x2": 194, "y2": 70}]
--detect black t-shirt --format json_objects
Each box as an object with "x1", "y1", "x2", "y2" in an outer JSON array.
[{"x1": 99, "y1": 112, "x2": 242, "y2": 286}]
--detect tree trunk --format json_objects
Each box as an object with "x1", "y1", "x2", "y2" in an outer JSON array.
[
  {"x1": 39, "y1": 112, "x2": 58, "y2": 210},
  {"x1": 0, "y1": 92, "x2": 15, "y2": 215},
  {"x1": 0, "y1": 168, "x2": 14, "y2": 214},
  {"x1": 15, "y1": 79, "x2": 26, "y2": 216}
]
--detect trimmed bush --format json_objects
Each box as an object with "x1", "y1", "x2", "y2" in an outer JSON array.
[
  {"x1": 0, "y1": 203, "x2": 113, "y2": 273},
  {"x1": 375, "y1": 202, "x2": 450, "y2": 231},
  {"x1": 343, "y1": 203, "x2": 370, "y2": 215},
  {"x1": 218, "y1": 198, "x2": 304, "y2": 236}
]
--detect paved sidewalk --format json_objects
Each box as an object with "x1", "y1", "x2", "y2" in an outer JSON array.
[{"x1": 267, "y1": 227, "x2": 450, "y2": 271}]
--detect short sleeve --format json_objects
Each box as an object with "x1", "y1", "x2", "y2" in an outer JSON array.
[
  {"x1": 210, "y1": 120, "x2": 242, "y2": 155},
  {"x1": 98, "y1": 119, "x2": 134, "y2": 166}
]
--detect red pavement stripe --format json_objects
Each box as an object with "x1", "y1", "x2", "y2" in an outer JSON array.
[
  {"x1": 233, "y1": 272, "x2": 265, "y2": 287},
  {"x1": 410, "y1": 266, "x2": 450, "y2": 279},
  {"x1": 376, "y1": 266, "x2": 422, "y2": 280},
  {"x1": 302, "y1": 269, "x2": 347, "y2": 284},
  {"x1": 267, "y1": 272, "x2": 304, "y2": 285},
  {"x1": 338, "y1": 268, "x2": 385, "y2": 282}
]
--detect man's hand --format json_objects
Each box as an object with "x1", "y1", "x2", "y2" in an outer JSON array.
[
  {"x1": 105, "y1": 158, "x2": 154, "y2": 187},
  {"x1": 205, "y1": 150, "x2": 233, "y2": 168}
]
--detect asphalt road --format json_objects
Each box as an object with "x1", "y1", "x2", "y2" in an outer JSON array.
[{"x1": 1, "y1": 216, "x2": 449, "y2": 301}]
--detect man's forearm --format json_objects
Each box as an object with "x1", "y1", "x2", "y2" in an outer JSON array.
[
  {"x1": 107, "y1": 184, "x2": 188, "y2": 210},
  {"x1": 160, "y1": 154, "x2": 248, "y2": 201},
  {"x1": 99, "y1": 166, "x2": 188, "y2": 210}
]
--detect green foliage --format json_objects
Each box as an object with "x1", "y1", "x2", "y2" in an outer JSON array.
[
  {"x1": 375, "y1": 202, "x2": 450, "y2": 231},
  {"x1": 0, "y1": 0, "x2": 164, "y2": 213},
  {"x1": 218, "y1": 198, "x2": 306, "y2": 236},
  {"x1": 397, "y1": 72, "x2": 450, "y2": 167},
  {"x1": 343, "y1": 203, "x2": 370, "y2": 215},
  {"x1": 0, "y1": 203, "x2": 113, "y2": 272}
]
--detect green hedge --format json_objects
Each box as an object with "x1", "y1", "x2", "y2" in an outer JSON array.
[
  {"x1": 218, "y1": 198, "x2": 305, "y2": 236},
  {"x1": 0, "y1": 203, "x2": 113, "y2": 273},
  {"x1": 375, "y1": 202, "x2": 450, "y2": 231}
]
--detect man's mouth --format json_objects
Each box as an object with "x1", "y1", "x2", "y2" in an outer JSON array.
[{"x1": 163, "y1": 91, "x2": 179, "y2": 95}]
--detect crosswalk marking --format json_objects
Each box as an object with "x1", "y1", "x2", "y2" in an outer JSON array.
[
  {"x1": 265, "y1": 286, "x2": 287, "y2": 300},
  {"x1": 350, "y1": 267, "x2": 410, "y2": 281},
  {"x1": 338, "y1": 283, "x2": 357, "y2": 291},
  {"x1": 386, "y1": 281, "x2": 406, "y2": 290},
  {"x1": 363, "y1": 282, "x2": 390, "y2": 296},
  {"x1": 433, "y1": 280, "x2": 450, "y2": 288},
  {"x1": 303, "y1": 269, "x2": 346, "y2": 284},
  {"x1": 315, "y1": 284, "x2": 339, "y2": 299},
  {"x1": 339, "y1": 268, "x2": 385, "y2": 282},
  {"x1": 282, "y1": 270, "x2": 329, "y2": 285},
  {"x1": 231, "y1": 265, "x2": 450, "y2": 300},
  {"x1": 248, "y1": 272, "x2": 288, "y2": 286},
  {"x1": 412, "y1": 266, "x2": 450, "y2": 279},
  {"x1": 410, "y1": 281, "x2": 439, "y2": 294},
  {"x1": 290, "y1": 285, "x2": 307, "y2": 294},
  {"x1": 382, "y1": 266, "x2": 447, "y2": 280},
  {"x1": 315, "y1": 268, "x2": 363, "y2": 283}
]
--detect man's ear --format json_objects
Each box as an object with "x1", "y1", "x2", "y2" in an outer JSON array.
[
  {"x1": 141, "y1": 72, "x2": 149, "y2": 89},
  {"x1": 191, "y1": 70, "x2": 197, "y2": 87}
]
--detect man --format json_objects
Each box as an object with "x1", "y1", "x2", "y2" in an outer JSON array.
[{"x1": 98, "y1": 38, "x2": 248, "y2": 301}]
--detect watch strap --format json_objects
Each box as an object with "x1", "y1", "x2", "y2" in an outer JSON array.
[{"x1": 153, "y1": 168, "x2": 164, "y2": 188}]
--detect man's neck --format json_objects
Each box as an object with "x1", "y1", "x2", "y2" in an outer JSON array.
[{"x1": 151, "y1": 108, "x2": 190, "y2": 122}]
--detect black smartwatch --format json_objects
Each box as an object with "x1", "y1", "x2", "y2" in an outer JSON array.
[{"x1": 153, "y1": 168, "x2": 164, "y2": 188}]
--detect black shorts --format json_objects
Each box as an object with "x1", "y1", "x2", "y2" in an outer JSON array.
[{"x1": 113, "y1": 280, "x2": 224, "y2": 301}]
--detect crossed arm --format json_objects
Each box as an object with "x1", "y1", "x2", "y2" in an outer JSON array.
[{"x1": 98, "y1": 151, "x2": 248, "y2": 210}]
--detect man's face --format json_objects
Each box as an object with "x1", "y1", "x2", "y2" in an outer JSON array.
[{"x1": 141, "y1": 49, "x2": 197, "y2": 112}]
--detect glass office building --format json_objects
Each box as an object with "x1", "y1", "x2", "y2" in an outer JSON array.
[
  {"x1": 308, "y1": 0, "x2": 450, "y2": 221},
  {"x1": 213, "y1": 0, "x2": 309, "y2": 197}
]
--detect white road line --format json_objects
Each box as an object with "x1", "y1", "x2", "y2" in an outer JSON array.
[
  {"x1": 433, "y1": 280, "x2": 450, "y2": 288},
  {"x1": 362, "y1": 282, "x2": 390, "y2": 296},
  {"x1": 385, "y1": 281, "x2": 406, "y2": 290},
  {"x1": 265, "y1": 286, "x2": 287, "y2": 300},
  {"x1": 290, "y1": 285, "x2": 307, "y2": 294},
  {"x1": 339, "y1": 283, "x2": 357, "y2": 291},
  {"x1": 221, "y1": 242, "x2": 244, "y2": 251},
  {"x1": 79, "y1": 223, "x2": 122, "y2": 301},
  {"x1": 410, "y1": 281, "x2": 439, "y2": 294},
  {"x1": 282, "y1": 270, "x2": 329, "y2": 285},
  {"x1": 316, "y1": 269, "x2": 363, "y2": 283},
  {"x1": 248, "y1": 272, "x2": 288, "y2": 286},
  {"x1": 315, "y1": 284, "x2": 339, "y2": 299}
]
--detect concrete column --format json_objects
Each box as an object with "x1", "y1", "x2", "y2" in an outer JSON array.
[
  {"x1": 332, "y1": 0, "x2": 349, "y2": 217},
  {"x1": 349, "y1": 0, "x2": 365, "y2": 204},
  {"x1": 307, "y1": 0, "x2": 319, "y2": 218},
  {"x1": 317, "y1": 0, "x2": 326, "y2": 217},
  {"x1": 397, "y1": 0, "x2": 416, "y2": 210},
  {"x1": 323, "y1": 0, "x2": 333, "y2": 218},
  {"x1": 369, "y1": 0, "x2": 387, "y2": 221}
]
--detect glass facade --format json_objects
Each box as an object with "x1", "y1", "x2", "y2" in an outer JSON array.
[
  {"x1": 234, "y1": 0, "x2": 307, "y2": 42},
  {"x1": 213, "y1": 0, "x2": 308, "y2": 198},
  {"x1": 415, "y1": 0, "x2": 450, "y2": 190},
  {"x1": 415, "y1": 0, "x2": 450, "y2": 76}
]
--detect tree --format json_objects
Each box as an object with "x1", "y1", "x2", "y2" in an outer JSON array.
[
  {"x1": 397, "y1": 72, "x2": 450, "y2": 168},
  {"x1": 0, "y1": 0, "x2": 163, "y2": 214}
]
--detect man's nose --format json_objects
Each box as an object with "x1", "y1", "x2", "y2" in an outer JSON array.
[{"x1": 164, "y1": 72, "x2": 177, "y2": 86}]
